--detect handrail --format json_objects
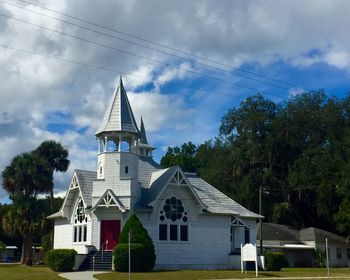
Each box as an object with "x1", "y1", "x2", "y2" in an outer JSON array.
[
  {"x1": 93, "y1": 240, "x2": 108, "y2": 271},
  {"x1": 102, "y1": 240, "x2": 108, "y2": 260}
]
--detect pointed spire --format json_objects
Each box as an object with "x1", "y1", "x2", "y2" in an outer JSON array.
[
  {"x1": 139, "y1": 116, "x2": 148, "y2": 145},
  {"x1": 96, "y1": 76, "x2": 139, "y2": 136}
]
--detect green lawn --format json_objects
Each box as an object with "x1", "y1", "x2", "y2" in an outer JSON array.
[
  {"x1": 95, "y1": 268, "x2": 350, "y2": 280},
  {"x1": 0, "y1": 265, "x2": 349, "y2": 280},
  {"x1": 0, "y1": 264, "x2": 62, "y2": 280}
]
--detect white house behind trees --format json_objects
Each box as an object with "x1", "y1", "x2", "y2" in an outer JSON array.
[{"x1": 48, "y1": 77, "x2": 262, "y2": 270}]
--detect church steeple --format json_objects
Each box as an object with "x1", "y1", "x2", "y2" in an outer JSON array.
[
  {"x1": 96, "y1": 76, "x2": 140, "y2": 154},
  {"x1": 137, "y1": 117, "x2": 155, "y2": 157},
  {"x1": 139, "y1": 117, "x2": 148, "y2": 145},
  {"x1": 96, "y1": 76, "x2": 139, "y2": 137}
]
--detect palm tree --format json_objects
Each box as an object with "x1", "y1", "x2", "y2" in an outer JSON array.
[
  {"x1": 2, "y1": 152, "x2": 51, "y2": 198},
  {"x1": 2, "y1": 152, "x2": 51, "y2": 265},
  {"x1": 34, "y1": 140, "x2": 70, "y2": 211},
  {"x1": 2, "y1": 198, "x2": 48, "y2": 265}
]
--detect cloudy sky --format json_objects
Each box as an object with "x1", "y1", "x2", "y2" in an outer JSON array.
[{"x1": 0, "y1": 0, "x2": 350, "y2": 202}]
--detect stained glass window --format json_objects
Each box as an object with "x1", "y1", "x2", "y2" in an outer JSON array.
[{"x1": 159, "y1": 197, "x2": 188, "y2": 242}]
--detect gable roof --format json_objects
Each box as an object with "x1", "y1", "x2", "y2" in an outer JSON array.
[
  {"x1": 47, "y1": 169, "x2": 96, "y2": 220},
  {"x1": 96, "y1": 76, "x2": 139, "y2": 136},
  {"x1": 138, "y1": 156, "x2": 161, "y2": 187},
  {"x1": 299, "y1": 227, "x2": 347, "y2": 244},
  {"x1": 75, "y1": 169, "x2": 96, "y2": 207},
  {"x1": 258, "y1": 223, "x2": 348, "y2": 244},
  {"x1": 257, "y1": 223, "x2": 299, "y2": 242},
  {"x1": 141, "y1": 167, "x2": 261, "y2": 218},
  {"x1": 186, "y1": 173, "x2": 262, "y2": 218},
  {"x1": 90, "y1": 189, "x2": 126, "y2": 212},
  {"x1": 142, "y1": 166, "x2": 185, "y2": 206}
]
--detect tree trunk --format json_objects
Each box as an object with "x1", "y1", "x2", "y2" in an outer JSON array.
[
  {"x1": 25, "y1": 234, "x2": 33, "y2": 266},
  {"x1": 21, "y1": 237, "x2": 27, "y2": 264}
]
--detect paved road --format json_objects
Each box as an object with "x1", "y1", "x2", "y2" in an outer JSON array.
[{"x1": 59, "y1": 271, "x2": 108, "y2": 280}]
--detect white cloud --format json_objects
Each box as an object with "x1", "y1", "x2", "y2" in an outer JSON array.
[{"x1": 2, "y1": 0, "x2": 350, "y2": 200}]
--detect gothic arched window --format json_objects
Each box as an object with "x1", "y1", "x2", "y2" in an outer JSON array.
[
  {"x1": 73, "y1": 199, "x2": 87, "y2": 243},
  {"x1": 159, "y1": 196, "x2": 188, "y2": 242}
]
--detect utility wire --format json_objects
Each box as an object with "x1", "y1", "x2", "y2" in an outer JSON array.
[
  {"x1": 9, "y1": 0, "x2": 304, "y2": 90},
  {"x1": 0, "y1": 12, "x2": 288, "y2": 100},
  {"x1": 1, "y1": 0, "x2": 290, "y2": 91},
  {"x1": 2, "y1": 44, "x2": 284, "y2": 100}
]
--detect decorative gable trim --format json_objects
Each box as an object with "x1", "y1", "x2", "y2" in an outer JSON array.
[
  {"x1": 231, "y1": 216, "x2": 249, "y2": 228},
  {"x1": 59, "y1": 172, "x2": 87, "y2": 218},
  {"x1": 90, "y1": 189, "x2": 126, "y2": 213},
  {"x1": 149, "y1": 167, "x2": 206, "y2": 210}
]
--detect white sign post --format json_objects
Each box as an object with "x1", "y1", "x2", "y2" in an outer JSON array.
[{"x1": 241, "y1": 243, "x2": 258, "y2": 277}]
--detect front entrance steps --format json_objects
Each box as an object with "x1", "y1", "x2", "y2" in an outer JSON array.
[{"x1": 78, "y1": 250, "x2": 113, "y2": 271}]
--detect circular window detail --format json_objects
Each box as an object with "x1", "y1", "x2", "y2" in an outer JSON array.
[
  {"x1": 162, "y1": 196, "x2": 185, "y2": 222},
  {"x1": 160, "y1": 215, "x2": 165, "y2": 221}
]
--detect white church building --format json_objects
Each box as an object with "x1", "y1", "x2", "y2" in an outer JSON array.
[{"x1": 48, "y1": 77, "x2": 262, "y2": 270}]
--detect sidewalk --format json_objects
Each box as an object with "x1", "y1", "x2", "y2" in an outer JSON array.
[{"x1": 59, "y1": 271, "x2": 108, "y2": 280}]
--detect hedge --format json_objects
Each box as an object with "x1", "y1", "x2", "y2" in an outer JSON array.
[
  {"x1": 47, "y1": 249, "x2": 76, "y2": 272},
  {"x1": 113, "y1": 243, "x2": 152, "y2": 272},
  {"x1": 114, "y1": 214, "x2": 155, "y2": 271},
  {"x1": 264, "y1": 251, "x2": 289, "y2": 271}
]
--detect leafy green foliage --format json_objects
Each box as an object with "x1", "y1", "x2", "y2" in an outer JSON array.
[
  {"x1": 46, "y1": 249, "x2": 76, "y2": 272},
  {"x1": 115, "y1": 214, "x2": 155, "y2": 271},
  {"x1": 113, "y1": 243, "x2": 151, "y2": 272},
  {"x1": 265, "y1": 251, "x2": 288, "y2": 271},
  {"x1": 160, "y1": 91, "x2": 350, "y2": 236},
  {"x1": 160, "y1": 142, "x2": 198, "y2": 172},
  {"x1": 0, "y1": 240, "x2": 5, "y2": 254},
  {"x1": 41, "y1": 234, "x2": 52, "y2": 253},
  {"x1": 313, "y1": 248, "x2": 326, "y2": 268}
]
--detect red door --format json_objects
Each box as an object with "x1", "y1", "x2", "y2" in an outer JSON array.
[{"x1": 100, "y1": 220, "x2": 121, "y2": 251}]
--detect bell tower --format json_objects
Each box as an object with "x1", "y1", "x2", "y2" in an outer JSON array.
[{"x1": 93, "y1": 76, "x2": 141, "y2": 209}]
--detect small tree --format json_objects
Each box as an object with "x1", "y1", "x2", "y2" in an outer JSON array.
[
  {"x1": 0, "y1": 240, "x2": 6, "y2": 256},
  {"x1": 314, "y1": 248, "x2": 326, "y2": 268},
  {"x1": 114, "y1": 214, "x2": 155, "y2": 271}
]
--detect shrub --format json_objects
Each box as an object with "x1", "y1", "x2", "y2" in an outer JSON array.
[
  {"x1": 0, "y1": 240, "x2": 5, "y2": 254},
  {"x1": 46, "y1": 249, "x2": 76, "y2": 272},
  {"x1": 114, "y1": 214, "x2": 155, "y2": 271},
  {"x1": 314, "y1": 248, "x2": 326, "y2": 268},
  {"x1": 113, "y1": 243, "x2": 152, "y2": 272},
  {"x1": 264, "y1": 251, "x2": 288, "y2": 271},
  {"x1": 41, "y1": 234, "x2": 52, "y2": 253}
]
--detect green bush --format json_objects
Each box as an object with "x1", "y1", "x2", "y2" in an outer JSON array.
[
  {"x1": 46, "y1": 249, "x2": 76, "y2": 272},
  {"x1": 113, "y1": 243, "x2": 152, "y2": 272},
  {"x1": 0, "y1": 240, "x2": 5, "y2": 254},
  {"x1": 114, "y1": 214, "x2": 155, "y2": 271},
  {"x1": 265, "y1": 251, "x2": 288, "y2": 271}
]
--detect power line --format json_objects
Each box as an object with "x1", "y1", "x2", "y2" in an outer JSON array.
[
  {"x1": 0, "y1": 12, "x2": 288, "y2": 100},
  {"x1": 1, "y1": 0, "x2": 291, "y2": 91},
  {"x1": 9, "y1": 0, "x2": 304, "y2": 90},
  {"x1": 1, "y1": 44, "x2": 285, "y2": 101}
]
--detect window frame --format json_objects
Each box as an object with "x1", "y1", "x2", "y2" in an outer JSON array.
[
  {"x1": 72, "y1": 198, "x2": 88, "y2": 244},
  {"x1": 158, "y1": 195, "x2": 190, "y2": 243}
]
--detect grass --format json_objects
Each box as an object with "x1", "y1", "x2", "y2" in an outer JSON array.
[
  {"x1": 0, "y1": 265, "x2": 349, "y2": 280},
  {"x1": 0, "y1": 264, "x2": 62, "y2": 280},
  {"x1": 95, "y1": 268, "x2": 350, "y2": 280}
]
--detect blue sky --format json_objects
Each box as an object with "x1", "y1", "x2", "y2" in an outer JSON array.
[{"x1": 0, "y1": 0, "x2": 350, "y2": 202}]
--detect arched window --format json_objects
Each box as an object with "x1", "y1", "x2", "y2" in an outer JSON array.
[
  {"x1": 73, "y1": 199, "x2": 88, "y2": 243},
  {"x1": 125, "y1": 166, "x2": 129, "y2": 174},
  {"x1": 159, "y1": 196, "x2": 188, "y2": 242}
]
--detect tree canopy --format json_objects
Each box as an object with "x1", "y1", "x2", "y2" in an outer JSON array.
[
  {"x1": 1, "y1": 140, "x2": 69, "y2": 265},
  {"x1": 161, "y1": 91, "x2": 350, "y2": 236}
]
